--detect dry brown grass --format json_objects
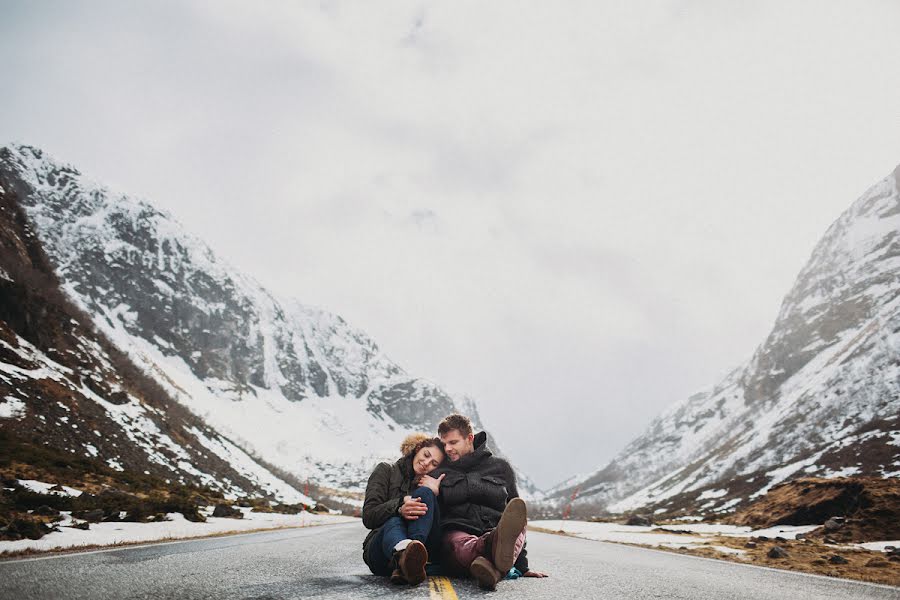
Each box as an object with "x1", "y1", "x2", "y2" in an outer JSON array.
[
  {"x1": 728, "y1": 477, "x2": 900, "y2": 544},
  {"x1": 669, "y1": 536, "x2": 900, "y2": 587}
]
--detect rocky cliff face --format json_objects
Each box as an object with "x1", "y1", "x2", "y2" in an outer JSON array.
[
  {"x1": 548, "y1": 163, "x2": 900, "y2": 516},
  {"x1": 0, "y1": 144, "x2": 520, "y2": 493},
  {"x1": 0, "y1": 178, "x2": 311, "y2": 503}
]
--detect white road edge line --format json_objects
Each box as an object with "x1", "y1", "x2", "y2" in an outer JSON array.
[{"x1": 0, "y1": 520, "x2": 360, "y2": 564}]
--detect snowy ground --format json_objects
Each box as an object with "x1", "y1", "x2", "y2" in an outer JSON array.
[
  {"x1": 1, "y1": 506, "x2": 358, "y2": 555},
  {"x1": 529, "y1": 519, "x2": 825, "y2": 555},
  {"x1": 857, "y1": 540, "x2": 900, "y2": 552},
  {"x1": 531, "y1": 519, "x2": 900, "y2": 556}
]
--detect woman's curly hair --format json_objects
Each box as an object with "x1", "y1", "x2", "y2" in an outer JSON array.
[{"x1": 400, "y1": 432, "x2": 445, "y2": 459}]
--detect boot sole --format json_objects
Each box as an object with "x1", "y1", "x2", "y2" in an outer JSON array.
[
  {"x1": 400, "y1": 540, "x2": 428, "y2": 586},
  {"x1": 493, "y1": 497, "x2": 527, "y2": 573}
]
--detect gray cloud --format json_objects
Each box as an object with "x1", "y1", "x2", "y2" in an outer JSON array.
[{"x1": 3, "y1": 0, "x2": 900, "y2": 487}]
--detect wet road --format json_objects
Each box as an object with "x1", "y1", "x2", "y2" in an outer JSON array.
[{"x1": 1, "y1": 521, "x2": 897, "y2": 599}]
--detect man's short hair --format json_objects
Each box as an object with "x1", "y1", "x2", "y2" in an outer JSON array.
[{"x1": 438, "y1": 413, "x2": 473, "y2": 438}]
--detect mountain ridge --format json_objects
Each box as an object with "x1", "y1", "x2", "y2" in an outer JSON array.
[
  {"x1": 0, "y1": 178, "x2": 312, "y2": 503},
  {"x1": 547, "y1": 161, "x2": 900, "y2": 516},
  {"x1": 0, "y1": 144, "x2": 534, "y2": 495}
]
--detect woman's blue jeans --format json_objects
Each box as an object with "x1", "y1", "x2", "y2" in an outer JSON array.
[{"x1": 368, "y1": 486, "x2": 441, "y2": 575}]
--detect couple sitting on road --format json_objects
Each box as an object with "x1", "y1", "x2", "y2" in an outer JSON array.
[{"x1": 362, "y1": 413, "x2": 548, "y2": 590}]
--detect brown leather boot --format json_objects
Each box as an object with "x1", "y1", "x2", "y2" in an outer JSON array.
[
  {"x1": 492, "y1": 497, "x2": 527, "y2": 573},
  {"x1": 469, "y1": 556, "x2": 503, "y2": 590},
  {"x1": 388, "y1": 549, "x2": 408, "y2": 584},
  {"x1": 399, "y1": 540, "x2": 428, "y2": 585},
  {"x1": 389, "y1": 567, "x2": 407, "y2": 585}
]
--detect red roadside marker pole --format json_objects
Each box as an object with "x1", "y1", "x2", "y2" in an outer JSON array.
[{"x1": 560, "y1": 485, "x2": 581, "y2": 531}]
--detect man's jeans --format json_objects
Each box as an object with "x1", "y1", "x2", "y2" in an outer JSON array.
[
  {"x1": 441, "y1": 527, "x2": 527, "y2": 575},
  {"x1": 367, "y1": 486, "x2": 442, "y2": 576}
]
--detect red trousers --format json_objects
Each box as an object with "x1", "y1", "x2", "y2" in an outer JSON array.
[{"x1": 441, "y1": 528, "x2": 527, "y2": 575}]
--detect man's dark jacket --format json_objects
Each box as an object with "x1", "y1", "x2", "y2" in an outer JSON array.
[
  {"x1": 434, "y1": 431, "x2": 529, "y2": 572},
  {"x1": 361, "y1": 454, "x2": 415, "y2": 570}
]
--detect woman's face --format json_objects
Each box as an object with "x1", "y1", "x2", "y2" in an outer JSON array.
[{"x1": 413, "y1": 445, "x2": 444, "y2": 476}]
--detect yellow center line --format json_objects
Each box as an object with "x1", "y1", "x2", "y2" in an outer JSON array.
[{"x1": 428, "y1": 575, "x2": 459, "y2": 600}]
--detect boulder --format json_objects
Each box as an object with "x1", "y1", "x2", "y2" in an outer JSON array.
[
  {"x1": 828, "y1": 555, "x2": 849, "y2": 564},
  {"x1": 4, "y1": 518, "x2": 50, "y2": 540},
  {"x1": 767, "y1": 546, "x2": 789, "y2": 559},
  {"x1": 80, "y1": 509, "x2": 106, "y2": 523},
  {"x1": 823, "y1": 517, "x2": 845, "y2": 531},
  {"x1": 626, "y1": 515, "x2": 652, "y2": 527},
  {"x1": 865, "y1": 558, "x2": 888, "y2": 568},
  {"x1": 212, "y1": 504, "x2": 243, "y2": 519},
  {"x1": 33, "y1": 505, "x2": 60, "y2": 517}
]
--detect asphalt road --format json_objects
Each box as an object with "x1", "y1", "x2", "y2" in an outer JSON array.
[{"x1": 1, "y1": 521, "x2": 898, "y2": 599}]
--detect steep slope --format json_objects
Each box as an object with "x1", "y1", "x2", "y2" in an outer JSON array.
[
  {"x1": 0, "y1": 144, "x2": 525, "y2": 493},
  {"x1": 549, "y1": 163, "x2": 900, "y2": 516},
  {"x1": 0, "y1": 181, "x2": 311, "y2": 504}
]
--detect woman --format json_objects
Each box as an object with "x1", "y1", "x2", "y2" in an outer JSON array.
[{"x1": 362, "y1": 433, "x2": 446, "y2": 585}]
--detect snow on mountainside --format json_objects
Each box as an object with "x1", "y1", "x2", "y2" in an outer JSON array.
[
  {"x1": 549, "y1": 163, "x2": 900, "y2": 516},
  {"x1": 0, "y1": 144, "x2": 527, "y2": 493},
  {"x1": 0, "y1": 180, "x2": 311, "y2": 504}
]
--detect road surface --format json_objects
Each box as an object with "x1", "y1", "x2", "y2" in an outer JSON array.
[{"x1": 1, "y1": 521, "x2": 897, "y2": 599}]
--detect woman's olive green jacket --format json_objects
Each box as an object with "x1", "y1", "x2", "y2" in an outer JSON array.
[{"x1": 361, "y1": 454, "x2": 416, "y2": 568}]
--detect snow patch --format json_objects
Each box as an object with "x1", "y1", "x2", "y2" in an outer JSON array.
[
  {"x1": 697, "y1": 488, "x2": 728, "y2": 500},
  {"x1": 0, "y1": 396, "x2": 26, "y2": 418},
  {"x1": 0, "y1": 510, "x2": 357, "y2": 554},
  {"x1": 857, "y1": 540, "x2": 900, "y2": 552},
  {"x1": 532, "y1": 520, "x2": 820, "y2": 551},
  {"x1": 18, "y1": 479, "x2": 83, "y2": 497},
  {"x1": 821, "y1": 465, "x2": 861, "y2": 478},
  {"x1": 186, "y1": 426, "x2": 314, "y2": 505}
]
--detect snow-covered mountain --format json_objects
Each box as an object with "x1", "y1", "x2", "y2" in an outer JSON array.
[
  {"x1": 0, "y1": 144, "x2": 526, "y2": 494},
  {"x1": 0, "y1": 176, "x2": 311, "y2": 504},
  {"x1": 548, "y1": 163, "x2": 900, "y2": 516}
]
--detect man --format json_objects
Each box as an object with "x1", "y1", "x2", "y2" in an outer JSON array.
[{"x1": 433, "y1": 413, "x2": 548, "y2": 590}]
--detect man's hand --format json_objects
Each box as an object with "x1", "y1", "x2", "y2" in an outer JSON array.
[
  {"x1": 399, "y1": 496, "x2": 428, "y2": 520},
  {"x1": 523, "y1": 570, "x2": 549, "y2": 578},
  {"x1": 419, "y1": 473, "x2": 445, "y2": 496}
]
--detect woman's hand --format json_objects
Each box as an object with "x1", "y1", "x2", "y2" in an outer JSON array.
[
  {"x1": 399, "y1": 496, "x2": 429, "y2": 520},
  {"x1": 419, "y1": 473, "x2": 445, "y2": 496}
]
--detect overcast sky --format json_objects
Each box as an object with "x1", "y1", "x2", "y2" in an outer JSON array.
[{"x1": 3, "y1": 1, "x2": 900, "y2": 487}]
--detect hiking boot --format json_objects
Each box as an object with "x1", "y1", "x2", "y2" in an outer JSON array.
[
  {"x1": 469, "y1": 556, "x2": 503, "y2": 590},
  {"x1": 388, "y1": 550, "x2": 408, "y2": 585},
  {"x1": 492, "y1": 497, "x2": 527, "y2": 572},
  {"x1": 389, "y1": 568, "x2": 407, "y2": 585},
  {"x1": 399, "y1": 540, "x2": 428, "y2": 585}
]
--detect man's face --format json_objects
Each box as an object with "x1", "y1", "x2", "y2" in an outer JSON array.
[{"x1": 440, "y1": 429, "x2": 475, "y2": 461}]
